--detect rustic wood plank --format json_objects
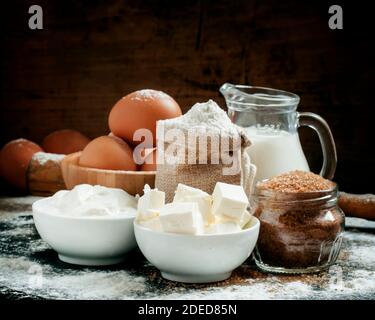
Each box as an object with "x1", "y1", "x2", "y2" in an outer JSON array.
[{"x1": 0, "y1": 0, "x2": 373, "y2": 194}]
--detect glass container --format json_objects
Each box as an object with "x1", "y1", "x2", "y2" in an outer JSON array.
[{"x1": 253, "y1": 184, "x2": 345, "y2": 274}]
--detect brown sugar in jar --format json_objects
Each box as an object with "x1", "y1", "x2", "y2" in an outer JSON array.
[{"x1": 253, "y1": 171, "x2": 345, "y2": 274}]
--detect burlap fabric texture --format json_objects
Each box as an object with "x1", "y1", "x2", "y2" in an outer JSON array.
[{"x1": 155, "y1": 122, "x2": 256, "y2": 202}]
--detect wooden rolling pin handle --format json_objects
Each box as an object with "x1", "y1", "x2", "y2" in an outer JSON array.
[
  {"x1": 338, "y1": 192, "x2": 375, "y2": 221},
  {"x1": 27, "y1": 152, "x2": 66, "y2": 196}
]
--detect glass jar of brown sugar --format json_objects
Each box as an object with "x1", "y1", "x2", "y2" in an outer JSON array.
[{"x1": 253, "y1": 171, "x2": 345, "y2": 274}]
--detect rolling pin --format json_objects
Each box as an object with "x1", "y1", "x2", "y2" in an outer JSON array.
[
  {"x1": 27, "y1": 152, "x2": 66, "y2": 196},
  {"x1": 339, "y1": 192, "x2": 375, "y2": 221}
]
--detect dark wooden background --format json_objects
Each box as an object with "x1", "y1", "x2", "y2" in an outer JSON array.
[{"x1": 0, "y1": 0, "x2": 373, "y2": 194}]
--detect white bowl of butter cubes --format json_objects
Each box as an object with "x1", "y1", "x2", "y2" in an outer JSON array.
[{"x1": 134, "y1": 182, "x2": 260, "y2": 283}]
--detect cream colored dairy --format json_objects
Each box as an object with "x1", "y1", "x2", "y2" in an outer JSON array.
[
  {"x1": 137, "y1": 185, "x2": 165, "y2": 221},
  {"x1": 159, "y1": 202, "x2": 203, "y2": 235},
  {"x1": 239, "y1": 210, "x2": 252, "y2": 228},
  {"x1": 173, "y1": 183, "x2": 214, "y2": 225},
  {"x1": 139, "y1": 216, "x2": 162, "y2": 231},
  {"x1": 245, "y1": 126, "x2": 310, "y2": 183},
  {"x1": 204, "y1": 221, "x2": 241, "y2": 234},
  {"x1": 45, "y1": 184, "x2": 137, "y2": 217},
  {"x1": 212, "y1": 182, "x2": 248, "y2": 221},
  {"x1": 137, "y1": 182, "x2": 251, "y2": 235}
]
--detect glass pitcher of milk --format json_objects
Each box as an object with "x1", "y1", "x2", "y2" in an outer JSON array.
[{"x1": 220, "y1": 83, "x2": 337, "y2": 183}]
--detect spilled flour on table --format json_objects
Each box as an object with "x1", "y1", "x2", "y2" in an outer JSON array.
[
  {"x1": 143, "y1": 229, "x2": 375, "y2": 300},
  {"x1": 1, "y1": 196, "x2": 375, "y2": 299},
  {"x1": 0, "y1": 197, "x2": 148, "y2": 299},
  {"x1": 0, "y1": 256, "x2": 147, "y2": 299},
  {"x1": 0, "y1": 196, "x2": 41, "y2": 206},
  {"x1": 0, "y1": 196, "x2": 41, "y2": 219}
]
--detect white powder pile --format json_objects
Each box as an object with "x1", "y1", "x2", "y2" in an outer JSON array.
[
  {"x1": 130, "y1": 89, "x2": 171, "y2": 101},
  {"x1": 32, "y1": 152, "x2": 65, "y2": 166},
  {"x1": 160, "y1": 100, "x2": 239, "y2": 137}
]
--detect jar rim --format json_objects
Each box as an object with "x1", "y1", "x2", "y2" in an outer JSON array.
[
  {"x1": 220, "y1": 84, "x2": 300, "y2": 109},
  {"x1": 253, "y1": 183, "x2": 338, "y2": 204}
]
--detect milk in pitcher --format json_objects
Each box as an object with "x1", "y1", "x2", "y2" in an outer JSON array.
[
  {"x1": 220, "y1": 83, "x2": 337, "y2": 183},
  {"x1": 245, "y1": 126, "x2": 310, "y2": 183}
]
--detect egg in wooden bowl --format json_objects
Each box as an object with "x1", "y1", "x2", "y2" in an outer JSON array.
[
  {"x1": 61, "y1": 135, "x2": 156, "y2": 196},
  {"x1": 61, "y1": 152, "x2": 155, "y2": 196},
  {"x1": 62, "y1": 89, "x2": 182, "y2": 195},
  {"x1": 108, "y1": 89, "x2": 181, "y2": 147}
]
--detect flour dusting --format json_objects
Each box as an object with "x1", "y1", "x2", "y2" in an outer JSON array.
[
  {"x1": 130, "y1": 89, "x2": 170, "y2": 101},
  {"x1": 32, "y1": 152, "x2": 65, "y2": 166},
  {"x1": 0, "y1": 257, "x2": 147, "y2": 300},
  {"x1": 161, "y1": 100, "x2": 239, "y2": 136},
  {"x1": 1, "y1": 197, "x2": 375, "y2": 300}
]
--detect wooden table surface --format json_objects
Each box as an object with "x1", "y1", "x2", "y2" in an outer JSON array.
[{"x1": 1, "y1": 196, "x2": 375, "y2": 300}]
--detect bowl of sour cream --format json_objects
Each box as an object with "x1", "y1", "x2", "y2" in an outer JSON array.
[{"x1": 32, "y1": 184, "x2": 138, "y2": 266}]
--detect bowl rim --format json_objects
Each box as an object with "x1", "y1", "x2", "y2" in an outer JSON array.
[
  {"x1": 134, "y1": 216, "x2": 260, "y2": 238},
  {"x1": 62, "y1": 151, "x2": 156, "y2": 175},
  {"x1": 32, "y1": 197, "x2": 136, "y2": 221}
]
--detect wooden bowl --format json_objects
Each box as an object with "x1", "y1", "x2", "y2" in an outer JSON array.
[{"x1": 61, "y1": 152, "x2": 155, "y2": 196}]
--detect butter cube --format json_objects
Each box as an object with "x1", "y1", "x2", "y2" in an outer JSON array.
[
  {"x1": 139, "y1": 216, "x2": 162, "y2": 232},
  {"x1": 159, "y1": 202, "x2": 203, "y2": 234},
  {"x1": 137, "y1": 185, "x2": 165, "y2": 221},
  {"x1": 204, "y1": 221, "x2": 241, "y2": 234},
  {"x1": 173, "y1": 183, "x2": 214, "y2": 225},
  {"x1": 213, "y1": 209, "x2": 251, "y2": 229},
  {"x1": 239, "y1": 210, "x2": 252, "y2": 229},
  {"x1": 212, "y1": 182, "x2": 248, "y2": 221}
]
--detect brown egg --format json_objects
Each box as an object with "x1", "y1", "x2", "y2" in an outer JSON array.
[
  {"x1": 140, "y1": 148, "x2": 157, "y2": 172},
  {"x1": 108, "y1": 89, "x2": 182, "y2": 147},
  {"x1": 42, "y1": 129, "x2": 90, "y2": 154},
  {"x1": 79, "y1": 135, "x2": 137, "y2": 171},
  {"x1": 0, "y1": 139, "x2": 43, "y2": 189}
]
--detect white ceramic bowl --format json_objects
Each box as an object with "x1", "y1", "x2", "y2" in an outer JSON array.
[
  {"x1": 32, "y1": 198, "x2": 137, "y2": 266},
  {"x1": 134, "y1": 216, "x2": 260, "y2": 283}
]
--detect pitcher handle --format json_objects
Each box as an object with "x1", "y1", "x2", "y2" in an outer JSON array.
[{"x1": 298, "y1": 112, "x2": 337, "y2": 180}]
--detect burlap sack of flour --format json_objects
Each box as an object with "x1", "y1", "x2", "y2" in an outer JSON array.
[{"x1": 155, "y1": 100, "x2": 256, "y2": 202}]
